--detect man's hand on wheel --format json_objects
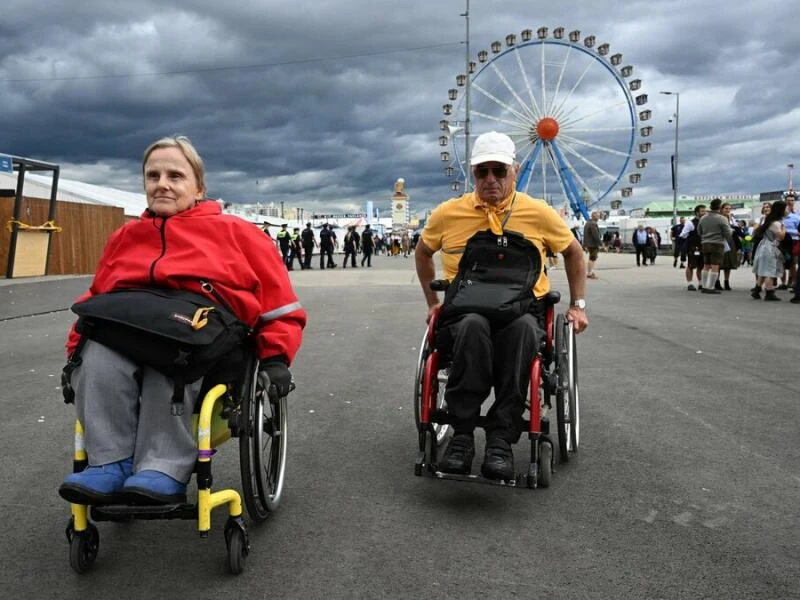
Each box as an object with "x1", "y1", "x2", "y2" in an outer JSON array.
[
  {"x1": 566, "y1": 306, "x2": 589, "y2": 334},
  {"x1": 259, "y1": 359, "x2": 294, "y2": 398}
]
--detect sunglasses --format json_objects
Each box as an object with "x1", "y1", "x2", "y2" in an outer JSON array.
[{"x1": 473, "y1": 165, "x2": 509, "y2": 179}]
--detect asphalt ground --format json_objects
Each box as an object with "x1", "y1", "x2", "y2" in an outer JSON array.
[{"x1": 0, "y1": 251, "x2": 798, "y2": 599}]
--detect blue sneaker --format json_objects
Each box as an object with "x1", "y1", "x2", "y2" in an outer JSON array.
[
  {"x1": 59, "y1": 457, "x2": 133, "y2": 505},
  {"x1": 123, "y1": 470, "x2": 187, "y2": 504}
]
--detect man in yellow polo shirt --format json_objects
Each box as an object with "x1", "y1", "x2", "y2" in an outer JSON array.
[{"x1": 415, "y1": 131, "x2": 588, "y2": 480}]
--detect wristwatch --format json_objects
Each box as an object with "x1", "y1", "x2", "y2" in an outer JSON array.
[{"x1": 572, "y1": 299, "x2": 586, "y2": 309}]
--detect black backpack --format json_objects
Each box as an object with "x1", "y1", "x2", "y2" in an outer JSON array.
[{"x1": 439, "y1": 229, "x2": 541, "y2": 326}]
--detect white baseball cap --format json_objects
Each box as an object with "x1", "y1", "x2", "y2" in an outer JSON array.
[{"x1": 470, "y1": 131, "x2": 516, "y2": 166}]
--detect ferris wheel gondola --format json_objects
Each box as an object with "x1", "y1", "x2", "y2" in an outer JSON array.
[{"x1": 439, "y1": 26, "x2": 651, "y2": 218}]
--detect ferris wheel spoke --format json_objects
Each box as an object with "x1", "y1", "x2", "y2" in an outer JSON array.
[
  {"x1": 560, "y1": 100, "x2": 631, "y2": 128},
  {"x1": 558, "y1": 133, "x2": 631, "y2": 158},
  {"x1": 540, "y1": 40, "x2": 547, "y2": 118},
  {"x1": 550, "y1": 58, "x2": 595, "y2": 121},
  {"x1": 559, "y1": 139, "x2": 618, "y2": 182},
  {"x1": 547, "y1": 43, "x2": 573, "y2": 117},
  {"x1": 490, "y1": 61, "x2": 537, "y2": 121},
  {"x1": 567, "y1": 126, "x2": 634, "y2": 133},
  {"x1": 472, "y1": 82, "x2": 535, "y2": 128},
  {"x1": 514, "y1": 49, "x2": 542, "y2": 120},
  {"x1": 471, "y1": 109, "x2": 530, "y2": 132}
]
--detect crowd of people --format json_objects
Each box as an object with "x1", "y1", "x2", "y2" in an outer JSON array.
[
  {"x1": 668, "y1": 195, "x2": 800, "y2": 300},
  {"x1": 264, "y1": 222, "x2": 419, "y2": 270}
]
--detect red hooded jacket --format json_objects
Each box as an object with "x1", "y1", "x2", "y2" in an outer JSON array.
[{"x1": 66, "y1": 201, "x2": 306, "y2": 364}]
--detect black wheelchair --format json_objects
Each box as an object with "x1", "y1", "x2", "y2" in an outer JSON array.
[
  {"x1": 413, "y1": 281, "x2": 579, "y2": 488},
  {"x1": 64, "y1": 348, "x2": 288, "y2": 574}
]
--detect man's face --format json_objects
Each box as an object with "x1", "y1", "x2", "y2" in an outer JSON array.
[
  {"x1": 786, "y1": 197, "x2": 795, "y2": 211},
  {"x1": 473, "y1": 161, "x2": 517, "y2": 204},
  {"x1": 680, "y1": 217, "x2": 686, "y2": 224},
  {"x1": 721, "y1": 205, "x2": 731, "y2": 217},
  {"x1": 696, "y1": 207, "x2": 707, "y2": 218}
]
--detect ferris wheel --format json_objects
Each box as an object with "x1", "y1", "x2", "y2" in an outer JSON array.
[{"x1": 438, "y1": 26, "x2": 652, "y2": 218}]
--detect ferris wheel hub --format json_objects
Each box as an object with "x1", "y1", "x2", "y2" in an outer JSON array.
[{"x1": 536, "y1": 117, "x2": 560, "y2": 141}]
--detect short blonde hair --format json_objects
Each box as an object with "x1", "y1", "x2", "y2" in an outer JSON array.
[{"x1": 142, "y1": 135, "x2": 206, "y2": 196}]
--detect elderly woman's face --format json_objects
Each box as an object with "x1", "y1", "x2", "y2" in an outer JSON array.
[{"x1": 144, "y1": 147, "x2": 203, "y2": 217}]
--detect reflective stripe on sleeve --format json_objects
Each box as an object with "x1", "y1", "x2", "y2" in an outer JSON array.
[{"x1": 259, "y1": 301, "x2": 303, "y2": 322}]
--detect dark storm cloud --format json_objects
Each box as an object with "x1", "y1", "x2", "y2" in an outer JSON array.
[{"x1": 2, "y1": 0, "x2": 799, "y2": 214}]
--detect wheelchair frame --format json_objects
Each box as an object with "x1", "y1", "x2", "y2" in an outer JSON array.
[
  {"x1": 413, "y1": 292, "x2": 579, "y2": 489},
  {"x1": 64, "y1": 352, "x2": 288, "y2": 575}
]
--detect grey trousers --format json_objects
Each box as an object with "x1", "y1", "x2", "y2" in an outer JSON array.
[{"x1": 73, "y1": 340, "x2": 204, "y2": 483}]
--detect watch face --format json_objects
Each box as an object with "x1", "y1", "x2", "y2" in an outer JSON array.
[{"x1": 574, "y1": 299, "x2": 586, "y2": 309}]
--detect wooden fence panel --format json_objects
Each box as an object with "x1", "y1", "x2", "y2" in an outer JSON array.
[{"x1": 1, "y1": 197, "x2": 125, "y2": 277}]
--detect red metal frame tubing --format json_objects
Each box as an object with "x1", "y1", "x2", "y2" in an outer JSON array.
[
  {"x1": 421, "y1": 352, "x2": 439, "y2": 424},
  {"x1": 529, "y1": 356, "x2": 541, "y2": 433}
]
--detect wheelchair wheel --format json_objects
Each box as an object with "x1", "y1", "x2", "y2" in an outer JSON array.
[
  {"x1": 68, "y1": 522, "x2": 99, "y2": 574},
  {"x1": 554, "y1": 314, "x2": 577, "y2": 463},
  {"x1": 537, "y1": 441, "x2": 553, "y2": 488},
  {"x1": 224, "y1": 518, "x2": 249, "y2": 575},
  {"x1": 413, "y1": 330, "x2": 451, "y2": 446},
  {"x1": 240, "y1": 363, "x2": 288, "y2": 523},
  {"x1": 567, "y1": 319, "x2": 580, "y2": 452}
]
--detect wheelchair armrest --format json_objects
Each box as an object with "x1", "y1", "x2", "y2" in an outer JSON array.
[
  {"x1": 429, "y1": 279, "x2": 450, "y2": 292},
  {"x1": 543, "y1": 290, "x2": 561, "y2": 306}
]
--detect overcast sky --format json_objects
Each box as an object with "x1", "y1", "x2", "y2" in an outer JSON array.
[{"x1": 2, "y1": 0, "x2": 799, "y2": 215}]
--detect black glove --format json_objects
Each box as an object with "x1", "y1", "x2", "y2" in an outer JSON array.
[{"x1": 259, "y1": 358, "x2": 294, "y2": 398}]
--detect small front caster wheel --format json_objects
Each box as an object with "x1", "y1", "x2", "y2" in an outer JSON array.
[
  {"x1": 224, "y1": 519, "x2": 249, "y2": 574},
  {"x1": 69, "y1": 523, "x2": 100, "y2": 574},
  {"x1": 537, "y1": 442, "x2": 553, "y2": 488}
]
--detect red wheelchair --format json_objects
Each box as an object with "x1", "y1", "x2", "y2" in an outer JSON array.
[{"x1": 413, "y1": 281, "x2": 579, "y2": 488}]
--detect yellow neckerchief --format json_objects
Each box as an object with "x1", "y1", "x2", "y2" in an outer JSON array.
[{"x1": 473, "y1": 190, "x2": 515, "y2": 235}]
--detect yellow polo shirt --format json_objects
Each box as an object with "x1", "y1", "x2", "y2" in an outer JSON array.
[{"x1": 421, "y1": 191, "x2": 574, "y2": 298}]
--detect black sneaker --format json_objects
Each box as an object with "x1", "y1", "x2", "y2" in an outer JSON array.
[
  {"x1": 790, "y1": 296, "x2": 800, "y2": 304},
  {"x1": 701, "y1": 288, "x2": 721, "y2": 294},
  {"x1": 687, "y1": 284, "x2": 697, "y2": 291},
  {"x1": 439, "y1": 434, "x2": 475, "y2": 474},
  {"x1": 714, "y1": 281, "x2": 723, "y2": 291},
  {"x1": 481, "y1": 439, "x2": 514, "y2": 481}
]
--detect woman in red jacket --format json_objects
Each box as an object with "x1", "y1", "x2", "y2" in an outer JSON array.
[{"x1": 59, "y1": 136, "x2": 306, "y2": 505}]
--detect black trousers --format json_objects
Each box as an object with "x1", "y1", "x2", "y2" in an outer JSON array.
[
  {"x1": 361, "y1": 248, "x2": 373, "y2": 266},
  {"x1": 320, "y1": 246, "x2": 334, "y2": 268},
  {"x1": 673, "y1": 240, "x2": 687, "y2": 264},
  {"x1": 436, "y1": 312, "x2": 543, "y2": 444},
  {"x1": 634, "y1": 245, "x2": 647, "y2": 265},
  {"x1": 280, "y1": 246, "x2": 291, "y2": 268},
  {"x1": 302, "y1": 245, "x2": 314, "y2": 269},
  {"x1": 343, "y1": 248, "x2": 357, "y2": 267}
]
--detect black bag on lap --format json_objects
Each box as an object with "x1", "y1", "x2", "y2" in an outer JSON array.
[
  {"x1": 439, "y1": 229, "x2": 541, "y2": 326},
  {"x1": 71, "y1": 287, "x2": 251, "y2": 410}
]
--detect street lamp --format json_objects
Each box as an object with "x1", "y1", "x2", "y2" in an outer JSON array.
[{"x1": 660, "y1": 91, "x2": 680, "y2": 226}]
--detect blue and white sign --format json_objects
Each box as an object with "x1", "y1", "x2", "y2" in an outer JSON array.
[{"x1": 0, "y1": 154, "x2": 13, "y2": 174}]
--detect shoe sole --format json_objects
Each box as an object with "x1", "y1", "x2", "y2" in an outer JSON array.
[
  {"x1": 123, "y1": 486, "x2": 187, "y2": 505},
  {"x1": 59, "y1": 483, "x2": 125, "y2": 506}
]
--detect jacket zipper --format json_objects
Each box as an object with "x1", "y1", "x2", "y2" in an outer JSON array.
[{"x1": 149, "y1": 217, "x2": 168, "y2": 285}]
